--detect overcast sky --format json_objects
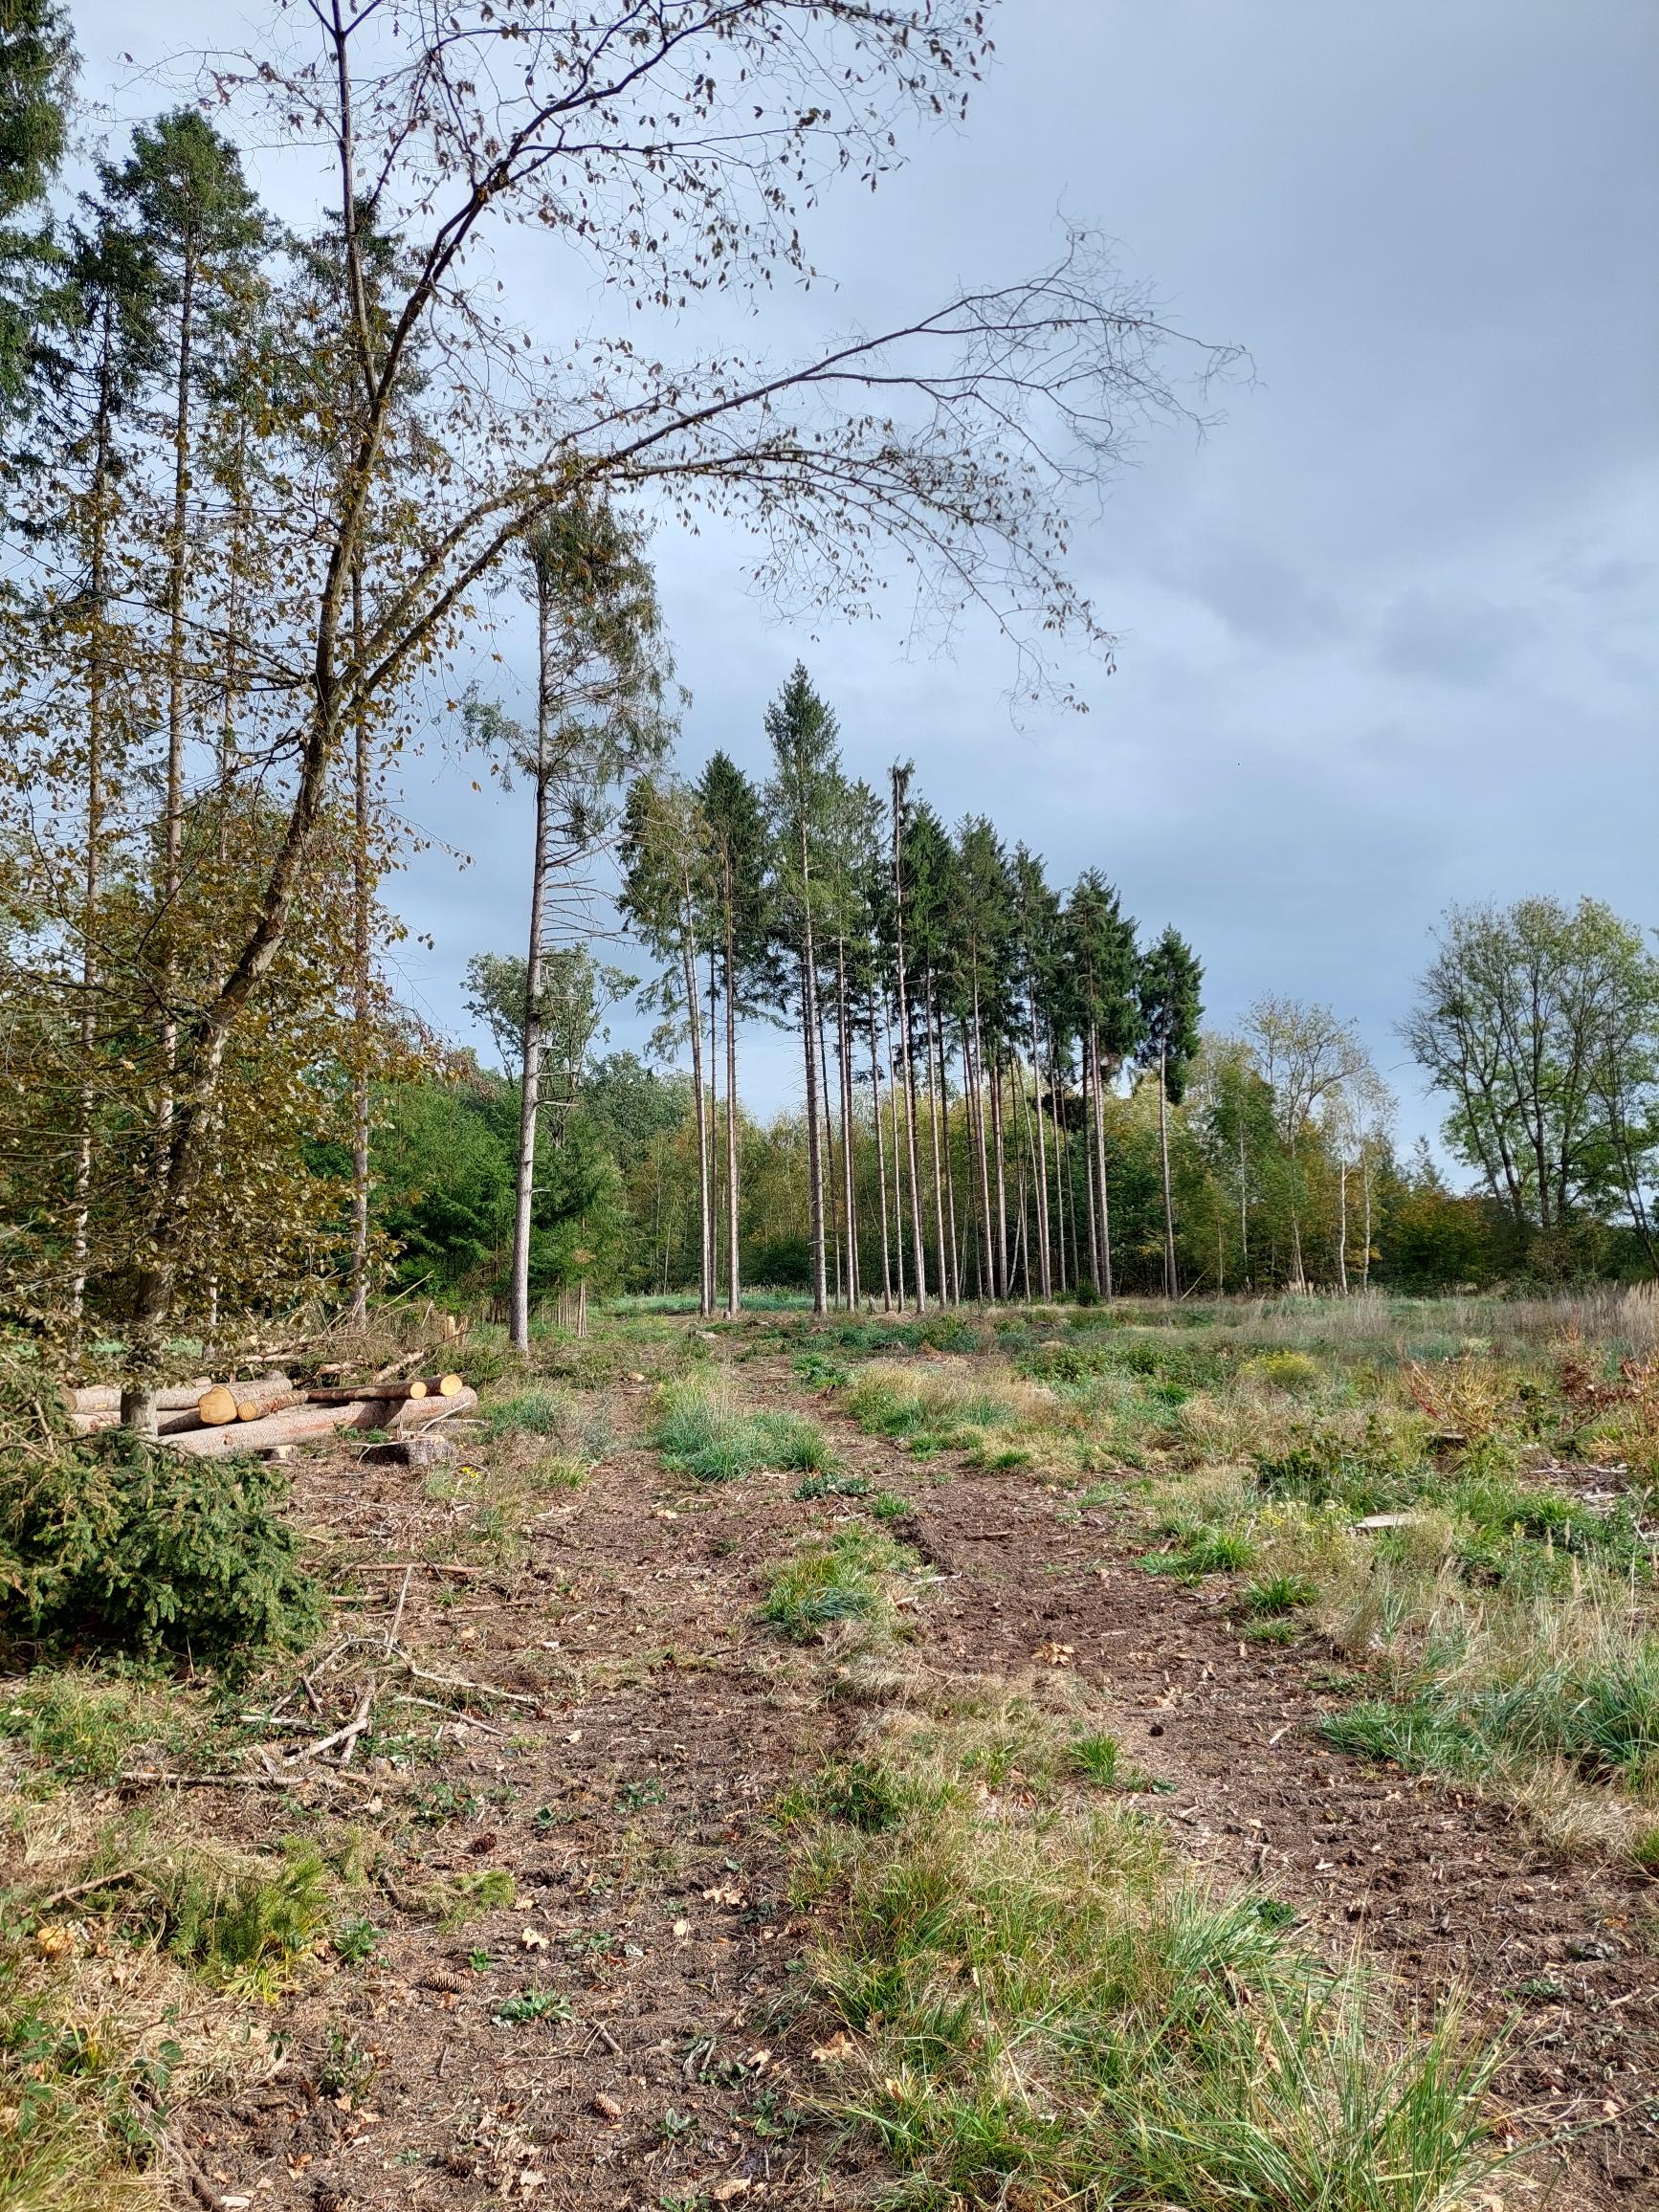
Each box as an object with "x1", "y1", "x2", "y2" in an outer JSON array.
[{"x1": 78, "y1": 1, "x2": 1658, "y2": 1161}]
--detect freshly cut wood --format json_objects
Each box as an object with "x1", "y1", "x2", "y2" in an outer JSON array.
[
  {"x1": 71, "y1": 1373, "x2": 291, "y2": 1416},
  {"x1": 304, "y1": 1382, "x2": 429, "y2": 1405},
  {"x1": 164, "y1": 1385, "x2": 476, "y2": 1458},
  {"x1": 71, "y1": 1379, "x2": 211, "y2": 1415},
  {"x1": 72, "y1": 1405, "x2": 208, "y2": 1439},
  {"x1": 237, "y1": 1392, "x2": 300, "y2": 1422},
  {"x1": 432, "y1": 1373, "x2": 464, "y2": 1398},
  {"x1": 196, "y1": 1384, "x2": 240, "y2": 1427},
  {"x1": 168, "y1": 1403, "x2": 369, "y2": 1457},
  {"x1": 390, "y1": 1385, "x2": 476, "y2": 1432}
]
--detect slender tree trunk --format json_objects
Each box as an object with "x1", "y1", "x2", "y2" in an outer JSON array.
[
  {"x1": 924, "y1": 976, "x2": 951, "y2": 1303},
  {"x1": 1029, "y1": 997, "x2": 1052, "y2": 1297},
  {"x1": 722, "y1": 857, "x2": 741, "y2": 1318},
  {"x1": 68, "y1": 374, "x2": 117, "y2": 1329},
  {"x1": 1337, "y1": 1152, "x2": 1349, "y2": 1296},
  {"x1": 1239, "y1": 1117, "x2": 1250, "y2": 1289},
  {"x1": 348, "y1": 560, "x2": 373, "y2": 1324},
  {"x1": 1158, "y1": 1042, "x2": 1178, "y2": 1300},
  {"x1": 1090, "y1": 1022, "x2": 1115, "y2": 1299},
  {"x1": 799, "y1": 833, "x2": 828, "y2": 1314},
  {"x1": 707, "y1": 940, "x2": 721, "y2": 1307},
  {"x1": 508, "y1": 578, "x2": 558, "y2": 1351},
  {"x1": 968, "y1": 987, "x2": 995, "y2": 1298},
  {"x1": 836, "y1": 941, "x2": 859, "y2": 1307},
  {"x1": 683, "y1": 896, "x2": 713, "y2": 1317},
  {"x1": 868, "y1": 982, "x2": 893, "y2": 1312},
  {"x1": 890, "y1": 771, "x2": 927, "y2": 1310},
  {"x1": 816, "y1": 986, "x2": 840, "y2": 1308},
  {"x1": 990, "y1": 1046, "x2": 1009, "y2": 1302},
  {"x1": 883, "y1": 991, "x2": 907, "y2": 1310},
  {"x1": 155, "y1": 255, "x2": 198, "y2": 1188},
  {"x1": 1081, "y1": 1036, "x2": 1101, "y2": 1295}
]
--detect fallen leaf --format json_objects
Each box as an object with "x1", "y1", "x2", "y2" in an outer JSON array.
[
  {"x1": 701, "y1": 1885, "x2": 744, "y2": 1907},
  {"x1": 673, "y1": 1918, "x2": 691, "y2": 1937},
  {"x1": 809, "y1": 2032, "x2": 854, "y2": 2065},
  {"x1": 564, "y1": 1730, "x2": 583, "y2": 1743},
  {"x1": 516, "y1": 2171, "x2": 547, "y2": 2195},
  {"x1": 520, "y1": 1927, "x2": 549, "y2": 1951},
  {"x1": 33, "y1": 1923, "x2": 75, "y2": 1960},
  {"x1": 709, "y1": 2180, "x2": 750, "y2": 2202}
]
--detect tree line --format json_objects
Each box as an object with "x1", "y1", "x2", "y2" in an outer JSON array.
[{"x1": 0, "y1": 0, "x2": 1232, "y2": 1419}]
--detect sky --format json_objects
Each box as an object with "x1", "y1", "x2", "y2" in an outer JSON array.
[{"x1": 74, "y1": 0, "x2": 1659, "y2": 1161}]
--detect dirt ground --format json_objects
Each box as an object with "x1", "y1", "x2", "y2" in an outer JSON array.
[{"x1": 176, "y1": 1338, "x2": 1659, "y2": 2210}]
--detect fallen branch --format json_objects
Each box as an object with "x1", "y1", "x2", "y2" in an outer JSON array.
[
  {"x1": 283, "y1": 1684, "x2": 375, "y2": 1765},
  {"x1": 397, "y1": 1651, "x2": 542, "y2": 1710}
]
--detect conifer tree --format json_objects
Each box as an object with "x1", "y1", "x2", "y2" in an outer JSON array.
[
  {"x1": 1137, "y1": 927, "x2": 1204, "y2": 1298},
  {"x1": 763, "y1": 666, "x2": 842, "y2": 1315},
  {"x1": 697, "y1": 751, "x2": 769, "y2": 1316}
]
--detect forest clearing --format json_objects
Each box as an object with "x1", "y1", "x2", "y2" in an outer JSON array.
[
  {"x1": 1, "y1": 3, "x2": 1653, "y2": 2209},
  {"x1": 4, "y1": 1288, "x2": 1658, "y2": 2210}
]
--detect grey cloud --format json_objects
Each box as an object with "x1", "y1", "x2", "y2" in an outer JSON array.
[{"x1": 1374, "y1": 589, "x2": 1539, "y2": 687}]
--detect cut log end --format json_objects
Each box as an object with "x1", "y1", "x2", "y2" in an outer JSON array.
[{"x1": 196, "y1": 1384, "x2": 240, "y2": 1427}]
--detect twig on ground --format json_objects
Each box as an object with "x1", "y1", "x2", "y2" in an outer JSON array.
[
  {"x1": 396, "y1": 1649, "x2": 542, "y2": 1709},
  {"x1": 283, "y1": 1682, "x2": 375, "y2": 1764},
  {"x1": 37, "y1": 1865, "x2": 144, "y2": 1912},
  {"x1": 387, "y1": 1565, "x2": 413, "y2": 1656}
]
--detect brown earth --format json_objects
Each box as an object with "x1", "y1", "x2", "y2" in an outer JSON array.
[{"x1": 184, "y1": 1338, "x2": 1659, "y2": 2210}]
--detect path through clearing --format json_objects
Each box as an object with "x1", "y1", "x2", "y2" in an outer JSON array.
[{"x1": 192, "y1": 1343, "x2": 1658, "y2": 2210}]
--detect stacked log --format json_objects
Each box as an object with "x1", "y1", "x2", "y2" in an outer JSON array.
[
  {"x1": 166, "y1": 1387, "x2": 476, "y2": 1458},
  {"x1": 64, "y1": 1372, "x2": 473, "y2": 1457}
]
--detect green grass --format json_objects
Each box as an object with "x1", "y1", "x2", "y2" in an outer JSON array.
[
  {"x1": 794, "y1": 1693, "x2": 1506, "y2": 2212},
  {"x1": 0, "y1": 1671, "x2": 199, "y2": 1785},
  {"x1": 761, "y1": 1528, "x2": 915, "y2": 1643},
  {"x1": 653, "y1": 1376, "x2": 834, "y2": 1482}
]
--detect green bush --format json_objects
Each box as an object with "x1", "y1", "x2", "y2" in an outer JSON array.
[{"x1": 0, "y1": 1420, "x2": 321, "y2": 1667}]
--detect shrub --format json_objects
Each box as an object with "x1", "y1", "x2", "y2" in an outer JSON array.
[
  {"x1": 0, "y1": 1418, "x2": 321, "y2": 1668},
  {"x1": 1248, "y1": 1349, "x2": 1323, "y2": 1394}
]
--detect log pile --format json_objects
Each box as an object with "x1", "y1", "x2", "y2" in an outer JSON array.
[{"x1": 65, "y1": 1372, "x2": 475, "y2": 1457}]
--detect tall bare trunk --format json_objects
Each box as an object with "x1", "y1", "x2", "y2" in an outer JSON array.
[
  {"x1": 836, "y1": 942, "x2": 859, "y2": 1307},
  {"x1": 925, "y1": 981, "x2": 953, "y2": 1302},
  {"x1": 1158, "y1": 1042, "x2": 1177, "y2": 1300},
  {"x1": 1337, "y1": 1151, "x2": 1349, "y2": 1296},
  {"x1": 882, "y1": 992, "x2": 907, "y2": 1309},
  {"x1": 155, "y1": 254, "x2": 198, "y2": 1183},
  {"x1": 799, "y1": 829, "x2": 828, "y2": 1314},
  {"x1": 722, "y1": 855, "x2": 741, "y2": 1318},
  {"x1": 1081, "y1": 1037, "x2": 1100, "y2": 1295},
  {"x1": 508, "y1": 581, "x2": 557, "y2": 1350},
  {"x1": 816, "y1": 984, "x2": 839, "y2": 1307},
  {"x1": 68, "y1": 369, "x2": 117, "y2": 1329},
  {"x1": 968, "y1": 990, "x2": 994, "y2": 1297},
  {"x1": 890, "y1": 770, "x2": 926, "y2": 1310},
  {"x1": 683, "y1": 893, "x2": 712, "y2": 1316},
  {"x1": 1090, "y1": 1022, "x2": 1115, "y2": 1299},
  {"x1": 1029, "y1": 997, "x2": 1051, "y2": 1296},
  {"x1": 348, "y1": 561, "x2": 373, "y2": 1323},
  {"x1": 707, "y1": 941, "x2": 721, "y2": 1307},
  {"x1": 990, "y1": 1048, "x2": 1009, "y2": 1301},
  {"x1": 868, "y1": 983, "x2": 893, "y2": 1311}
]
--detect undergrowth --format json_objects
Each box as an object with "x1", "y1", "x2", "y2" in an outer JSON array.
[
  {"x1": 791, "y1": 1685, "x2": 1506, "y2": 2212},
  {"x1": 653, "y1": 1375, "x2": 832, "y2": 1482}
]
